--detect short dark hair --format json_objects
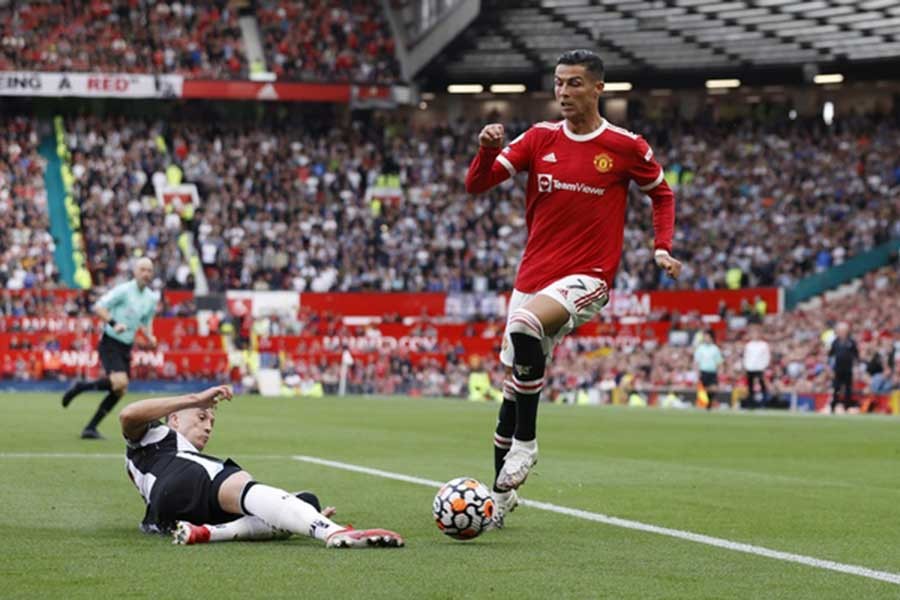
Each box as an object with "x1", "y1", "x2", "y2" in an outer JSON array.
[{"x1": 556, "y1": 49, "x2": 605, "y2": 81}]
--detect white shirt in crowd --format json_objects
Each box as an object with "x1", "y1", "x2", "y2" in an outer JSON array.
[{"x1": 743, "y1": 340, "x2": 771, "y2": 372}]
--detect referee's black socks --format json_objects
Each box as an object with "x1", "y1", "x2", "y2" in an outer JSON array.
[
  {"x1": 81, "y1": 377, "x2": 112, "y2": 392},
  {"x1": 84, "y1": 392, "x2": 121, "y2": 431}
]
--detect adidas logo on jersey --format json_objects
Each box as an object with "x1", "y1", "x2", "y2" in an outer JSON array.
[{"x1": 541, "y1": 152, "x2": 557, "y2": 163}]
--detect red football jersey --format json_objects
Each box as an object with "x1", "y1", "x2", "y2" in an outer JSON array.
[{"x1": 466, "y1": 119, "x2": 675, "y2": 293}]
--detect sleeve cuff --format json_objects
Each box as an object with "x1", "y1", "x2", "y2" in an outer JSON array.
[
  {"x1": 496, "y1": 154, "x2": 516, "y2": 177},
  {"x1": 639, "y1": 170, "x2": 665, "y2": 192}
]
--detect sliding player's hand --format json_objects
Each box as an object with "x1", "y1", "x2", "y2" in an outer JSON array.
[
  {"x1": 478, "y1": 124, "x2": 505, "y2": 148},
  {"x1": 654, "y1": 250, "x2": 683, "y2": 280},
  {"x1": 194, "y1": 384, "x2": 233, "y2": 409}
]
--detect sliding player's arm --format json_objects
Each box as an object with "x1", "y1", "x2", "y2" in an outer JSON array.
[{"x1": 119, "y1": 384, "x2": 232, "y2": 442}]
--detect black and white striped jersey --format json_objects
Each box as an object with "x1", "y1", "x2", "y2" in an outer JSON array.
[{"x1": 124, "y1": 423, "x2": 202, "y2": 504}]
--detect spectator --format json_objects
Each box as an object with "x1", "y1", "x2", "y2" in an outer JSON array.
[
  {"x1": 743, "y1": 326, "x2": 771, "y2": 407},
  {"x1": 829, "y1": 321, "x2": 859, "y2": 413},
  {"x1": 866, "y1": 344, "x2": 894, "y2": 394}
]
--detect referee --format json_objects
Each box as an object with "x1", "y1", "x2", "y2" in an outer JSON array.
[{"x1": 62, "y1": 257, "x2": 159, "y2": 439}]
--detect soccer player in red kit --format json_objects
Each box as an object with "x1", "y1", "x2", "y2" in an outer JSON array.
[{"x1": 465, "y1": 49, "x2": 683, "y2": 527}]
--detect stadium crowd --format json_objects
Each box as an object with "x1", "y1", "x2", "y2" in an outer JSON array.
[
  {"x1": 0, "y1": 0, "x2": 247, "y2": 78},
  {"x1": 3, "y1": 107, "x2": 898, "y2": 403},
  {"x1": 45, "y1": 111, "x2": 900, "y2": 294},
  {"x1": 258, "y1": 0, "x2": 400, "y2": 83},
  {"x1": 0, "y1": 117, "x2": 56, "y2": 291},
  {"x1": 0, "y1": 0, "x2": 400, "y2": 83},
  {"x1": 2, "y1": 260, "x2": 897, "y2": 403},
  {"x1": 272, "y1": 264, "x2": 899, "y2": 402}
]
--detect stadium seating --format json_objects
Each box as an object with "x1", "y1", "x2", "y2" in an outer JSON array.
[
  {"x1": 0, "y1": 0, "x2": 401, "y2": 84},
  {"x1": 2, "y1": 263, "x2": 896, "y2": 406},
  {"x1": 0, "y1": 117, "x2": 57, "y2": 291},
  {"x1": 620, "y1": 115, "x2": 900, "y2": 291},
  {"x1": 2, "y1": 97, "x2": 897, "y2": 405},
  {"x1": 257, "y1": 0, "x2": 400, "y2": 83},
  {"x1": 0, "y1": 0, "x2": 247, "y2": 78},
  {"x1": 51, "y1": 113, "x2": 900, "y2": 294}
]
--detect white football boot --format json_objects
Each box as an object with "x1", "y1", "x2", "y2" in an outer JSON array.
[
  {"x1": 490, "y1": 489, "x2": 519, "y2": 529},
  {"x1": 496, "y1": 439, "x2": 538, "y2": 491}
]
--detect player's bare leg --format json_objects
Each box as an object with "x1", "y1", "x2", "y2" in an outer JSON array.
[{"x1": 496, "y1": 295, "x2": 569, "y2": 491}]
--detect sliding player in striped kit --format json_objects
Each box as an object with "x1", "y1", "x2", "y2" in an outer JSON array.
[
  {"x1": 120, "y1": 384, "x2": 404, "y2": 548},
  {"x1": 465, "y1": 49, "x2": 683, "y2": 527}
]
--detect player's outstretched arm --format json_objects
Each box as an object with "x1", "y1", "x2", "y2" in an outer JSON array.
[
  {"x1": 465, "y1": 123, "x2": 514, "y2": 194},
  {"x1": 119, "y1": 384, "x2": 232, "y2": 442}
]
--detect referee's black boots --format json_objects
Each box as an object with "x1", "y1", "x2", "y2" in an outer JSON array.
[{"x1": 80, "y1": 428, "x2": 104, "y2": 440}]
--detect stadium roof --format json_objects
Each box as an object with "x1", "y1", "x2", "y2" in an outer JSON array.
[{"x1": 418, "y1": 0, "x2": 900, "y2": 90}]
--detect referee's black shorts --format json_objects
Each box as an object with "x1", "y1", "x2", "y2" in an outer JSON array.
[
  {"x1": 143, "y1": 453, "x2": 244, "y2": 533},
  {"x1": 98, "y1": 334, "x2": 133, "y2": 375},
  {"x1": 699, "y1": 371, "x2": 719, "y2": 388}
]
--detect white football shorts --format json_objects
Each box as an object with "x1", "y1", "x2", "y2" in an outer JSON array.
[{"x1": 499, "y1": 274, "x2": 609, "y2": 366}]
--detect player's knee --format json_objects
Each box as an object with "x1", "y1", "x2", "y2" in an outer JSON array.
[
  {"x1": 294, "y1": 491, "x2": 322, "y2": 512},
  {"x1": 509, "y1": 308, "x2": 545, "y2": 360},
  {"x1": 221, "y1": 471, "x2": 254, "y2": 515},
  {"x1": 507, "y1": 308, "x2": 544, "y2": 341},
  {"x1": 508, "y1": 319, "x2": 546, "y2": 392},
  {"x1": 110, "y1": 373, "x2": 128, "y2": 393}
]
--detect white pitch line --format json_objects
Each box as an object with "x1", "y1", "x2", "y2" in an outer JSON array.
[
  {"x1": 5, "y1": 451, "x2": 898, "y2": 585},
  {"x1": 0, "y1": 452, "x2": 122, "y2": 459},
  {"x1": 293, "y1": 454, "x2": 900, "y2": 587},
  {"x1": 0, "y1": 452, "x2": 295, "y2": 460}
]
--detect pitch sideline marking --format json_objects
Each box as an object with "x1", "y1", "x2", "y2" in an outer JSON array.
[
  {"x1": 3, "y1": 451, "x2": 898, "y2": 585},
  {"x1": 292, "y1": 454, "x2": 900, "y2": 587}
]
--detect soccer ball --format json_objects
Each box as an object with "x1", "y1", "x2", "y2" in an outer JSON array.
[{"x1": 432, "y1": 477, "x2": 494, "y2": 540}]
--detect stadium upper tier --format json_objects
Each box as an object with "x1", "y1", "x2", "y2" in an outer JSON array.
[
  {"x1": 425, "y1": 0, "x2": 900, "y2": 86},
  {"x1": 0, "y1": 0, "x2": 247, "y2": 78},
  {"x1": 33, "y1": 112, "x2": 896, "y2": 294},
  {"x1": 0, "y1": 0, "x2": 399, "y2": 83},
  {"x1": 257, "y1": 0, "x2": 400, "y2": 84}
]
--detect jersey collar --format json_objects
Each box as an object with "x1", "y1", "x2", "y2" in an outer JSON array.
[{"x1": 563, "y1": 118, "x2": 608, "y2": 142}]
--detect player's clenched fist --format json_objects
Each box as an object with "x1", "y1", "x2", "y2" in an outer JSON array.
[{"x1": 478, "y1": 123, "x2": 505, "y2": 148}]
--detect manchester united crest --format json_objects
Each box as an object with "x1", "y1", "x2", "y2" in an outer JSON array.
[{"x1": 593, "y1": 153, "x2": 613, "y2": 173}]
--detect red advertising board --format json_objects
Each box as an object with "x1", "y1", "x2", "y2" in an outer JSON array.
[
  {"x1": 299, "y1": 292, "x2": 448, "y2": 316},
  {"x1": 1, "y1": 288, "x2": 781, "y2": 318},
  {"x1": 181, "y1": 80, "x2": 353, "y2": 102},
  {"x1": 0, "y1": 316, "x2": 199, "y2": 337},
  {"x1": 1, "y1": 350, "x2": 228, "y2": 378}
]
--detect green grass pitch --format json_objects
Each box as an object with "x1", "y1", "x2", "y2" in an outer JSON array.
[{"x1": 1, "y1": 392, "x2": 898, "y2": 599}]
